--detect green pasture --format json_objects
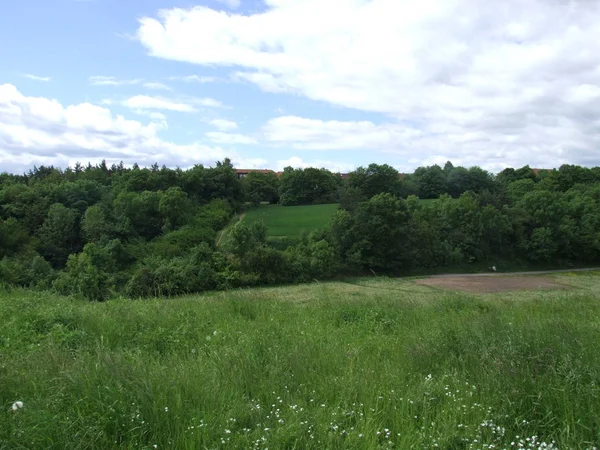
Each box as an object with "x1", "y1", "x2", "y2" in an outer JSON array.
[{"x1": 244, "y1": 203, "x2": 339, "y2": 239}]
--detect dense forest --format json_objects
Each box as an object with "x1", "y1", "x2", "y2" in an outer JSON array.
[{"x1": 1, "y1": 159, "x2": 600, "y2": 300}]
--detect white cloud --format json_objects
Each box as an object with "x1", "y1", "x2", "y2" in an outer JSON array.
[
  {"x1": 143, "y1": 82, "x2": 172, "y2": 91},
  {"x1": 236, "y1": 157, "x2": 270, "y2": 169},
  {"x1": 261, "y1": 115, "x2": 576, "y2": 173},
  {"x1": 192, "y1": 97, "x2": 224, "y2": 108},
  {"x1": 89, "y1": 76, "x2": 142, "y2": 86},
  {"x1": 205, "y1": 131, "x2": 257, "y2": 144},
  {"x1": 131, "y1": 109, "x2": 168, "y2": 121},
  {"x1": 214, "y1": 0, "x2": 241, "y2": 10},
  {"x1": 135, "y1": 0, "x2": 600, "y2": 170},
  {"x1": 168, "y1": 75, "x2": 219, "y2": 83},
  {"x1": 0, "y1": 84, "x2": 247, "y2": 174},
  {"x1": 123, "y1": 95, "x2": 197, "y2": 112},
  {"x1": 23, "y1": 74, "x2": 51, "y2": 82},
  {"x1": 276, "y1": 156, "x2": 355, "y2": 174},
  {"x1": 262, "y1": 116, "x2": 423, "y2": 150},
  {"x1": 120, "y1": 95, "x2": 223, "y2": 113},
  {"x1": 208, "y1": 118, "x2": 238, "y2": 131}
]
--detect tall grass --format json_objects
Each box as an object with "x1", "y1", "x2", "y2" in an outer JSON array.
[{"x1": 1, "y1": 274, "x2": 600, "y2": 449}]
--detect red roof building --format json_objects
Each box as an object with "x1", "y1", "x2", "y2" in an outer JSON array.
[{"x1": 235, "y1": 169, "x2": 275, "y2": 179}]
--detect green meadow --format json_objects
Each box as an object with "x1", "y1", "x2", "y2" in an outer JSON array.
[
  {"x1": 2, "y1": 272, "x2": 600, "y2": 449},
  {"x1": 244, "y1": 204, "x2": 339, "y2": 239}
]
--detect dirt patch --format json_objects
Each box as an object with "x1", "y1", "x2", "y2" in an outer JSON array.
[{"x1": 415, "y1": 275, "x2": 571, "y2": 293}]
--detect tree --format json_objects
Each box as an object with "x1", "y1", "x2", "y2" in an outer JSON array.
[
  {"x1": 347, "y1": 163, "x2": 401, "y2": 198},
  {"x1": 206, "y1": 158, "x2": 244, "y2": 206},
  {"x1": 54, "y1": 249, "x2": 110, "y2": 301},
  {"x1": 331, "y1": 193, "x2": 411, "y2": 271},
  {"x1": 337, "y1": 185, "x2": 365, "y2": 211},
  {"x1": 0, "y1": 218, "x2": 30, "y2": 258},
  {"x1": 113, "y1": 191, "x2": 162, "y2": 240},
  {"x1": 227, "y1": 220, "x2": 268, "y2": 258},
  {"x1": 36, "y1": 203, "x2": 81, "y2": 267},
  {"x1": 446, "y1": 166, "x2": 470, "y2": 197},
  {"x1": 242, "y1": 171, "x2": 280, "y2": 205},
  {"x1": 81, "y1": 205, "x2": 113, "y2": 244},
  {"x1": 159, "y1": 187, "x2": 191, "y2": 230},
  {"x1": 278, "y1": 167, "x2": 341, "y2": 205},
  {"x1": 413, "y1": 165, "x2": 447, "y2": 199},
  {"x1": 507, "y1": 179, "x2": 536, "y2": 204}
]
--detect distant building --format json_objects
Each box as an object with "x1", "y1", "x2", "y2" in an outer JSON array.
[
  {"x1": 235, "y1": 169, "x2": 275, "y2": 179},
  {"x1": 531, "y1": 168, "x2": 551, "y2": 176},
  {"x1": 235, "y1": 169, "x2": 353, "y2": 179}
]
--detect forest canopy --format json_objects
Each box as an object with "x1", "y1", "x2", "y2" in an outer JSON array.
[{"x1": 2, "y1": 159, "x2": 600, "y2": 300}]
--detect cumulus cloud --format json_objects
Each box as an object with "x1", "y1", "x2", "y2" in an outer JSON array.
[
  {"x1": 208, "y1": 118, "x2": 238, "y2": 131},
  {"x1": 136, "y1": 0, "x2": 600, "y2": 170},
  {"x1": 276, "y1": 156, "x2": 356, "y2": 173},
  {"x1": 262, "y1": 116, "x2": 423, "y2": 150},
  {"x1": 0, "y1": 84, "x2": 249, "y2": 174},
  {"x1": 23, "y1": 74, "x2": 51, "y2": 82}
]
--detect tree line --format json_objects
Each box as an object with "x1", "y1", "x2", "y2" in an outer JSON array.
[{"x1": 2, "y1": 159, "x2": 600, "y2": 300}]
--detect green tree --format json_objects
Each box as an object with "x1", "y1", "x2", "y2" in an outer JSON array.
[
  {"x1": 159, "y1": 187, "x2": 191, "y2": 230},
  {"x1": 0, "y1": 218, "x2": 31, "y2": 258},
  {"x1": 113, "y1": 191, "x2": 162, "y2": 240},
  {"x1": 242, "y1": 171, "x2": 280, "y2": 205},
  {"x1": 413, "y1": 165, "x2": 447, "y2": 199},
  {"x1": 81, "y1": 205, "x2": 113, "y2": 244},
  {"x1": 279, "y1": 167, "x2": 341, "y2": 205},
  {"x1": 507, "y1": 179, "x2": 537, "y2": 204},
  {"x1": 347, "y1": 163, "x2": 400, "y2": 198},
  {"x1": 331, "y1": 193, "x2": 411, "y2": 271},
  {"x1": 36, "y1": 203, "x2": 81, "y2": 267}
]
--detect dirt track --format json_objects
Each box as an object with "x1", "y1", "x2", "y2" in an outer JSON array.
[
  {"x1": 415, "y1": 268, "x2": 600, "y2": 293},
  {"x1": 416, "y1": 275, "x2": 570, "y2": 293}
]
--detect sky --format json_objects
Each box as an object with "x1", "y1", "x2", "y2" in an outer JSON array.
[{"x1": 1, "y1": 0, "x2": 600, "y2": 175}]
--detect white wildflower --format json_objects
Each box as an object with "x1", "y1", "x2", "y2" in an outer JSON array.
[{"x1": 11, "y1": 401, "x2": 24, "y2": 411}]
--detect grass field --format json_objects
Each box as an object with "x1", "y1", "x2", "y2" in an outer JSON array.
[
  {"x1": 244, "y1": 203, "x2": 339, "y2": 239},
  {"x1": 2, "y1": 272, "x2": 600, "y2": 448}
]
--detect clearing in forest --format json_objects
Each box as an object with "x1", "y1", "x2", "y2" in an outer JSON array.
[{"x1": 244, "y1": 203, "x2": 339, "y2": 239}]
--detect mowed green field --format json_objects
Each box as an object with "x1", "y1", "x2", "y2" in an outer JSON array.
[
  {"x1": 244, "y1": 203, "x2": 339, "y2": 238},
  {"x1": 3, "y1": 272, "x2": 600, "y2": 448}
]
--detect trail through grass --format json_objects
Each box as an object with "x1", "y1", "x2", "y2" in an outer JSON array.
[{"x1": 2, "y1": 273, "x2": 600, "y2": 448}]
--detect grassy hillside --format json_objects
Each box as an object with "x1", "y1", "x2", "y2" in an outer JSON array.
[
  {"x1": 2, "y1": 273, "x2": 600, "y2": 448},
  {"x1": 244, "y1": 203, "x2": 339, "y2": 239}
]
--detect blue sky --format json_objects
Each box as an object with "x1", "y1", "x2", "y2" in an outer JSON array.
[{"x1": 1, "y1": 0, "x2": 600, "y2": 174}]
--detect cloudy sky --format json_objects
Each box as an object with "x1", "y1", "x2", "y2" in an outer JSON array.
[{"x1": 1, "y1": 0, "x2": 600, "y2": 174}]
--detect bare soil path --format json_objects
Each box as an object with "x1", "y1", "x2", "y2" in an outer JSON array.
[{"x1": 415, "y1": 268, "x2": 600, "y2": 293}]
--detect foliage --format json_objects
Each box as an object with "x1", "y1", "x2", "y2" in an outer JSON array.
[
  {"x1": 36, "y1": 203, "x2": 81, "y2": 267},
  {"x1": 278, "y1": 167, "x2": 341, "y2": 205},
  {"x1": 242, "y1": 171, "x2": 280, "y2": 205},
  {"x1": 347, "y1": 163, "x2": 401, "y2": 198},
  {"x1": 332, "y1": 193, "x2": 411, "y2": 271},
  {"x1": 3, "y1": 160, "x2": 600, "y2": 299}
]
